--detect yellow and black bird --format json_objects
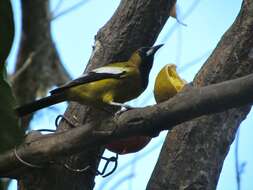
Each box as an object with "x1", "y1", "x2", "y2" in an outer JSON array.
[{"x1": 15, "y1": 44, "x2": 163, "y2": 117}]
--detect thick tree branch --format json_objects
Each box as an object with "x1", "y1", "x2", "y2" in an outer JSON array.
[
  {"x1": 1, "y1": 73, "x2": 253, "y2": 178},
  {"x1": 147, "y1": 0, "x2": 253, "y2": 189},
  {"x1": 37, "y1": 1, "x2": 177, "y2": 189}
]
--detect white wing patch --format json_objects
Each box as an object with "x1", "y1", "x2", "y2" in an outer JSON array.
[{"x1": 93, "y1": 66, "x2": 128, "y2": 75}]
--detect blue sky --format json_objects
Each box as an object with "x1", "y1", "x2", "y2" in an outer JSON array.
[{"x1": 7, "y1": 0, "x2": 253, "y2": 189}]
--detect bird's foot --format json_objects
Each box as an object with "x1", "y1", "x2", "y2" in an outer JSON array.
[
  {"x1": 109, "y1": 101, "x2": 133, "y2": 116},
  {"x1": 115, "y1": 106, "x2": 133, "y2": 116}
]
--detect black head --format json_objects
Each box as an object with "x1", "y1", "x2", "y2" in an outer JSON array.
[
  {"x1": 136, "y1": 44, "x2": 163, "y2": 89},
  {"x1": 137, "y1": 44, "x2": 164, "y2": 61}
]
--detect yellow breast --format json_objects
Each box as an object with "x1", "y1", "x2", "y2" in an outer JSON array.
[{"x1": 67, "y1": 69, "x2": 142, "y2": 107}]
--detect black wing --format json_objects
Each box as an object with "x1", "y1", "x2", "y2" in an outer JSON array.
[{"x1": 50, "y1": 71, "x2": 126, "y2": 95}]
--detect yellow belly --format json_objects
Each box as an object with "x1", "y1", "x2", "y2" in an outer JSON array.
[{"x1": 66, "y1": 76, "x2": 142, "y2": 108}]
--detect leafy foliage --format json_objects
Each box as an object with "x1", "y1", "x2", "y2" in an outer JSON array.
[
  {"x1": 0, "y1": 0, "x2": 14, "y2": 68},
  {"x1": 0, "y1": 179, "x2": 9, "y2": 190},
  {"x1": 0, "y1": 0, "x2": 24, "y2": 154}
]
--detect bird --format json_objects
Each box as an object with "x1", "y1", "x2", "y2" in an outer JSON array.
[
  {"x1": 15, "y1": 44, "x2": 163, "y2": 117},
  {"x1": 106, "y1": 64, "x2": 186, "y2": 155}
]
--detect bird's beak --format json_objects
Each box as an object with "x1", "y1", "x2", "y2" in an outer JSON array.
[{"x1": 146, "y1": 44, "x2": 164, "y2": 56}]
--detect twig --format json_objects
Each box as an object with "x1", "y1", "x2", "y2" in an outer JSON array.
[
  {"x1": 234, "y1": 127, "x2": 247, "y2": 190},
  {"x1": 51, "y1": 0, "x2": 91, "y2": 21},
  {"x1": 178, "y1": 51, "x2": 211, "y2": 73},
  {"x1": 51, "y1": 0, "x2": 64, "y2": 15},
  {"x1": 110, "y1": 174, "x2": 135, "y2": 190},
  {"x1": 159, "y1": 0, "x2": 201, "y2": 44},
  {"x1": 11, "y1": 52, "x2": 35, "y2": 81},
  {"x1": 11, "y1": 42, "x2": 47, "y2": 82},
  {"x1": 235, "y1": 129, "x2": 241, "y2": 190}
]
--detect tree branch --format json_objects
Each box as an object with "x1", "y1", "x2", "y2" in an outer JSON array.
[
  {"x1": 42, "y1": 1, "x2": 176, "y2": 189},
  {"x1": 1, "y1": 72, "x2": 253, "y2": 178},
  {"x1": 147, "y1": 0, "x2": 253, "y2": 189}
]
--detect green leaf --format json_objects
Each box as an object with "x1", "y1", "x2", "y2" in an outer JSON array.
[
  {"x1": 0, "y1": 179, "x2": 10, "y2": 190},
  {"x1": 0, "y1": 67, "x2": 24, "y2": 153},
  {"x1": 0, "y1": 1, "x2": 24, "y2": 153},
  {"x1": 0, "y1": 0, "x2": 14, "y2": 69}
]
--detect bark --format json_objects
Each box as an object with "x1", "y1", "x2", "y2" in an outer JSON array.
[
  {"x1": 147, "y1": 1, "x2": 253, "y2": 189},
  {"x1": 1, "y1": 73, "x2": 253, "y2": 178},
  {"x1": 10, "y1": 0, "x2": 253, "y2": 189},
  {"x1": 15, "y1": 0, "x2": 176, "y2": 190},
  {"x1": 12, "y1": 0, "x2": 70, "y2": 128}
]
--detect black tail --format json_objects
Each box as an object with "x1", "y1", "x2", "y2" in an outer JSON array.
[{"x1": 15, "y1": 93, "x2": 66, "y2": 117}]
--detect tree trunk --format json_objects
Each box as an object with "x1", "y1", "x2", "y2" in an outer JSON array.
[
  {"x1": 17, "y1": 0, "x2": 175, "y2": 189},
  {"x1": 12, "y1": 0, "x2": 253, "y2": 189},
  {"x1": 147, "y1": 1, "x2": 253, "y2": 189},
  {"x1": 12, "y1": 0, "x2": 70, "y2": 128}
]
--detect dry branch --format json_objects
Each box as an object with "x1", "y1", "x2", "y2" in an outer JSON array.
[{"x1": 1, "y1": 73, "x2": 253, "y2": 178}]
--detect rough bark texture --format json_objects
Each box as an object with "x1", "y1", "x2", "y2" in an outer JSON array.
[
  {"x1": 12, "y1": 0, "x2": 70, "y2": 128},
  {"x1": 16, "y1": 0, "x2": 176, "y2": 190},
  {"x1": 147, "y1": 1, "x2": 253, "y2": 190},
  {"x1": 1, "y1": 73, "x2": 253, "y2": 179},
  {"x1": 11, "y1": 0, "x2": 253, "y2": 189}
]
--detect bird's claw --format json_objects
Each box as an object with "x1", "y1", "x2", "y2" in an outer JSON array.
[{"x1": 114, "y1": 106, "x2": 132, "y2": 116}]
